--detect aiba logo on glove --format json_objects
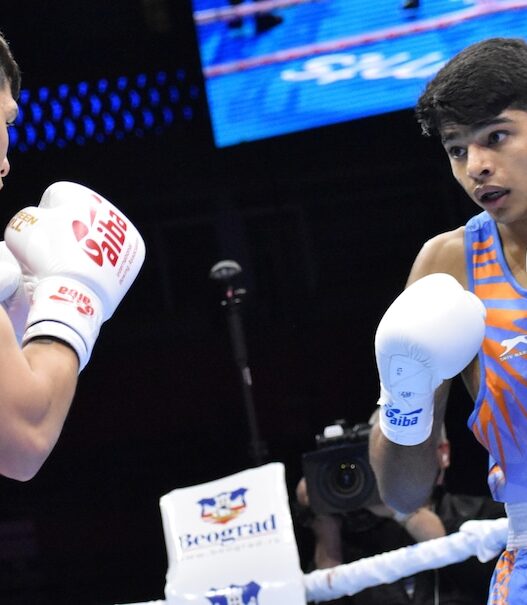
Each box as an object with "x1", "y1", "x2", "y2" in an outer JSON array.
[
  {"x1": 50, "y1": 286, "x2": 95, "y2": 316},
  {"x1": 73, "y1": 194, "x2": 128, "y2": 268},
  {"x1": 384, "y1": 406, "x2": 423, "y2": 427}
]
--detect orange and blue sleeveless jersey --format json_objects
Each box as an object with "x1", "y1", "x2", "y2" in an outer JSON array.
[
  {"x1": 465, "y1": 211, "x2": 527, "y2": 503},
  {"x1": 487, "y1": 549, "x2": 527, "y2": 605}
]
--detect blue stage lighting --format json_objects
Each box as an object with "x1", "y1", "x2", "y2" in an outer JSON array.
[{"x1": 9, "y1": 69, "x2": 201, "y2": 152}]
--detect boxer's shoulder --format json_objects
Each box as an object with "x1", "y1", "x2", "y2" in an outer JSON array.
[{"x1": 407, "y1": 227, "x2": 467, "y2": 288}]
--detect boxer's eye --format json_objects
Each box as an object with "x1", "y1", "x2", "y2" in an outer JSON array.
[
  {"x1": 447, "y1": 145, "x2": 466, "y2": 160},
  {"x1": 487, "y1": 130, "x2": 507, "y2": 146}
]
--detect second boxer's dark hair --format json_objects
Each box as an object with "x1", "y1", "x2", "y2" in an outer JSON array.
[
  {"x1": 0, "y1": 32, "x2": 20, "y2": 100},
  {"x1": 416, "y1": 38, "x2": 527, "y2": 136}
]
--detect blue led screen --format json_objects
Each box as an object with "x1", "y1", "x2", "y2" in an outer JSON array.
[
  {"x1": 191, "y1": 0, "x2": 527, "y2": 147},
  {"x1": 10, "y1": 70, "x2": 201, "y2": 153}
]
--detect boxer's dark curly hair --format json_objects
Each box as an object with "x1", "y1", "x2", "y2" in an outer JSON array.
[
  {"x1": 416, "y1": 38, "x2": 527, "y2": 136},
  {"x1": 0, "y1": 32, "x2": 20, "y2": 100}
]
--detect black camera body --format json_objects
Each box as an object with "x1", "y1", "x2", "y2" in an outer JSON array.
[{"x1": 302, "y1": 420, "x2": 381, "y2": 515}]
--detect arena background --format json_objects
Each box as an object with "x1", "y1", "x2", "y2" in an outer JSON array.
[{"x1": 0, "y1": 1, "x2": 517, "y2": 603}]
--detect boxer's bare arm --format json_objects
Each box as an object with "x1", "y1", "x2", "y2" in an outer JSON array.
[
  {"x1": 0, "y1": 182, "x2": 145, "y2": 482},
  {"x1": 406, "y1": 227, "x2": 468, "y2": 288},
  {"x1": 370, "y1": 227, "x2": 474, "y2": 513},
  {"x1": 0, "y1": 311, "x2": 78, "y2": 481}
]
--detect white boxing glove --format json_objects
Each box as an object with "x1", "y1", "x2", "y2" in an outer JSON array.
[
  {"x1": 4, "y1": 181, "x2": 146, "y2": 371},
  {"x1": 375, "y1": 273, "x2": 485, "y2": 446},
  {"x1": 0, "y1": 241, "x2": 30, "y2": 344}
]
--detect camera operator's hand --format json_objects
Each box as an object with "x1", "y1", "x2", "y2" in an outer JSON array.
[
  {"x1": 393, "y1": 506, "x2": 446, "y2": 542},
  {"x1": 311, "y1": 514, "x2": 344, "y2": 569},
  {"x1": 296, "y1": 477, "x2": 310, "y2": 508},
  {"x1": 296, "y1": 477, "x2": 344, "y2": 569}
]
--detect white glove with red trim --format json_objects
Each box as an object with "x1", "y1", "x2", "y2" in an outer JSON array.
[
  {"x1": 4, "y1": 181, "x2": 146, "y2": 371},
  {"x1": 0, "y1": 241, "x2": 31, "y2": 344},
  {"x1": 375, "y1": 273, "x2": 486, "y2": 445}
]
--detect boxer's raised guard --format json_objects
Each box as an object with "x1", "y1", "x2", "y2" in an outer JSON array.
[
  {"x1": 4, "y1": 181, "x2": 145, "y2": 371},
  {"x1": 375, "y1": 273, "x2": 486, "y2": 445}
]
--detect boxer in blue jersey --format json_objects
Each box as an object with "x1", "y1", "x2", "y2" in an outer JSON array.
[{"x1": 368, "y1": 38, "x2": 527, "y2": 604}]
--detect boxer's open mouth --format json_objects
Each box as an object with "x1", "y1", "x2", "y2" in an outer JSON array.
[{"x1": 476, "y1": 186, "x2": 510, "y2": 204}]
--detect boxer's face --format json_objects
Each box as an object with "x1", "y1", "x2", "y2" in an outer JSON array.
[
  {"x1": 0, "y1": 82, "x2": 18, "y2": 191},
  {"x1": 440, "y1": 109, "x2": 527, "y2": 225}
]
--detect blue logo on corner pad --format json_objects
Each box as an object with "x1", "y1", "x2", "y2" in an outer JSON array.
[
  {"x1": 206, "y1": 580, "x2": 261, "y2": 604},
  {"x1": 198, "y1": 487, "x2": 248, "y2": 525}
]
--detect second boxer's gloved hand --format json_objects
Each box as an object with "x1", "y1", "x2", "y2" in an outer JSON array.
[
  {"x1": 4, "y1": 181, "x2": 146, "y2": 371},
  {"x1": 0, "y1": 241, "x2": 30, "y2": 344},
  {"x1": 375, "y1": 273, "x2": 485, "y2": 445}
]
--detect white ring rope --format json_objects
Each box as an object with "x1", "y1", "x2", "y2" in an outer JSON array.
[
  {"x1": 115, "y1": 518, "x2": 508, "y2": 604},
  {"x1": 193, "y1": 0, "x2": 317, "y2": 25},
  {"x1": 304, "y1": 517, "x2": 508, "y2": 603}
]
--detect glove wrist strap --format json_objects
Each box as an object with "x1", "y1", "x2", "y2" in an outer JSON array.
[
  {"x1": 23, "y1": 276, "x2": 103, "y2": 372},
  {"x1": 378, "y1": 388, "x2": 434, "y2": 446},
  {"x1": 24, "y1": 321, "x2": 88, "y2": 370}
]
